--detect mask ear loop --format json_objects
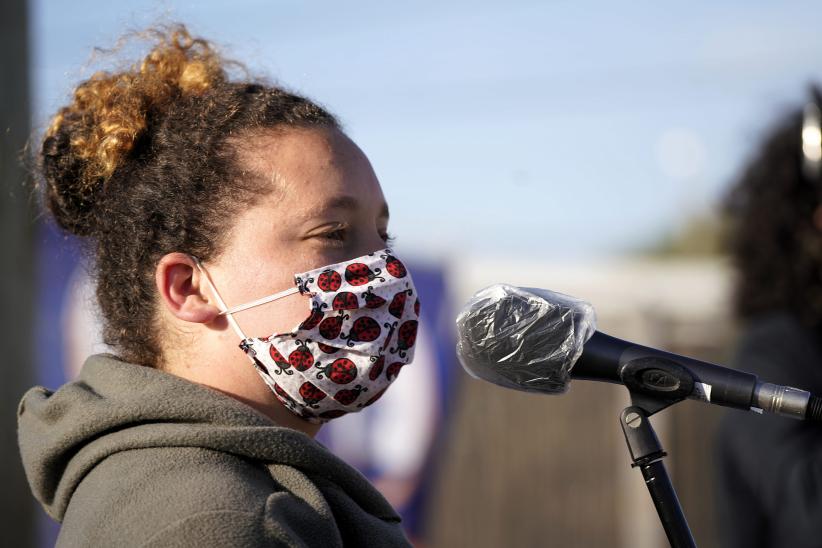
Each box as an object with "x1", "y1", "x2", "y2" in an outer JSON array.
[
  {"x1": 191, "y1": 257, "x2": 248, "y2": 341},
  {"x1": 219, "y1": 287, "x2": 300, "y2": 316}
]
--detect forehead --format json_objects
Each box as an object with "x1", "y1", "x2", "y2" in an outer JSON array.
[{"x1": 235, "y1": 127, "x2": 385, "y2": 216}]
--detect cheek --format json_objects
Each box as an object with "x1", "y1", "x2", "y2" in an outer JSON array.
[{"x1": 232, "y1": 293, "x2": 312, "y2": 337}]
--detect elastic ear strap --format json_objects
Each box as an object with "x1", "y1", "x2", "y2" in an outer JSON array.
[
  {"x1": 219, "y1": 287, "x2": 300, "y2": 316},
  {"x1": 192, "y1": 258, "x2": 248, "y2": 340}
]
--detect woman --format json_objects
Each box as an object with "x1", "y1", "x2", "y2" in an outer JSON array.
[
  {"x1": 18, "y1": 25, "x2": 419, "y2": 547},
  {"x1": 717, "y1": 88, "x2": 822, "y2": 548}
]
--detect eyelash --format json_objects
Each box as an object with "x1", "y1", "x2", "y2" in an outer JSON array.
[{"x1": 321, "y1": 230, "x2": 396, "y2": 246}]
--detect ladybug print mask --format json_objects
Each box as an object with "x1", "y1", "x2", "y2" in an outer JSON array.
[{"x1": 195, "y1": 248, "x2": 421, "y2": 424}]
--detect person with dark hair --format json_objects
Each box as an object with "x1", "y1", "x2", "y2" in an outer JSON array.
[
  {"x1": 17, "y1": 25, "x2": 420, "y2": 547},
  {"x1": 717, "y1": 88, "x2": 822, "y2": 548}
]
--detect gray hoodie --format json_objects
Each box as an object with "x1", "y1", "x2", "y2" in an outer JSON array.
[{"x1": 17, "y1": 354, "x2": 411, "y2": 547}]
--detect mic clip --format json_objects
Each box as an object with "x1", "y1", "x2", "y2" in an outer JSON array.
[{"x1": 620, "y1": 356, "x2": 696, "y2": 416}]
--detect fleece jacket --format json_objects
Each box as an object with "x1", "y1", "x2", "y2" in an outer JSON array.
[{"x1": 17, "y1": 353, "x2": 411, "y2": 547}]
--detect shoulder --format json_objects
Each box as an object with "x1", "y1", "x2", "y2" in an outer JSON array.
[{"x1": 59, "y1": 446, "x2": 316, "y2": 547}]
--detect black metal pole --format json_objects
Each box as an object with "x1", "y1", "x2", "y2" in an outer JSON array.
[
  {"x1": 620, "y1": 406, "x2": 696, "y2": 548},
  {"x1": 639, "y1": 460, "x2": 695, "y2": 548}
]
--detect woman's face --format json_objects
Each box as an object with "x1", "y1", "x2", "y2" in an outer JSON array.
[{"x1": 203, "y1": 127, "x2": 391, "y2": 341}]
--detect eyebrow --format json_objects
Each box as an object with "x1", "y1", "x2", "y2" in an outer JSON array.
[{"x1": 322, "y1": 195, "x2": 390, "y2": 219}]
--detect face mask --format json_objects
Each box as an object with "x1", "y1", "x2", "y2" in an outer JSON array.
[{"x1": 195, "y1": 248, "x2": 421, "y2": 423}]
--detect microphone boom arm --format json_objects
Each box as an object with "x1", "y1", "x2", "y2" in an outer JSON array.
[{"x1": 574, "y1": 332, "x2": 822, "y2": 420}]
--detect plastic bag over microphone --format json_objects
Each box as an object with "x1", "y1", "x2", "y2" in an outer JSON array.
[{"x1": 456, "y1": 284, "x2": 597, "y2": 394}]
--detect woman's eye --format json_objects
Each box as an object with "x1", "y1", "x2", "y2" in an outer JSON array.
[
  {"x1": 317, "y1": 228, "x2": 394, "y2": 246},
  {"x1": 324, "y1": 229, "x2": 346, "y2": 242}
]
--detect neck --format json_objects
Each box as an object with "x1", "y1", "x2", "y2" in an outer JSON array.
[
  {"x1": 212, "y1": 385, "x2": 323, "y2": 437},
  {"x1": 160, "y1": 331, "x2": 322, "y2": 439}
]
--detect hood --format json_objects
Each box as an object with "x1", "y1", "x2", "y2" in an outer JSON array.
[{"x1": 17, "y1": 353, "x2": 396, "y2": 522}]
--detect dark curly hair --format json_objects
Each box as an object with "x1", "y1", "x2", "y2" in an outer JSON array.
[
  {"x1": 723, "y1": 88, "x2": 822, "y2": 332},
  {"x1": 40, "y1": 24, "x2": 338, "y2": 367}
]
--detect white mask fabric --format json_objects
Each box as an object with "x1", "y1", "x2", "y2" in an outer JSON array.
[{"x1": 196, "y1": 249, "x2": 421, "y2": 423}]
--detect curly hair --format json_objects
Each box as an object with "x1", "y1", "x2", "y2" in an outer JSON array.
[
  {"x1": 723, "y1": 90, "x2": 822, "y2": 332},
  {"x1": 41, "y1": 24, "x2": 339, "y2": 367}
]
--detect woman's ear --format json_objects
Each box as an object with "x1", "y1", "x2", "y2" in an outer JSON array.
[{"x1": 155, "y1": 252, "x2": 221, "y2": 323}]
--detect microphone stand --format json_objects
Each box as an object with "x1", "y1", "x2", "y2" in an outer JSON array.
[
  {"x1": 618, "y1": 358, "x2": 698, "y2": 548},
  {"x1": 620, "y1": 405, "x2": 696, "y2": 548}
]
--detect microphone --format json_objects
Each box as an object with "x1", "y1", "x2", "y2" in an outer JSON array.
[{"x1": 456, "y1": 284, "x2": 822, "y2": 421}]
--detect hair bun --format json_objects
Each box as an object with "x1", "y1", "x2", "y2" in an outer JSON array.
[{"x1": 42, "y1": 24, "x2": 226, "y2": 235}]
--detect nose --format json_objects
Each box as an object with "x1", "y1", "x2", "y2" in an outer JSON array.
[
  {"x1": 350, "y1": 223, "x2": 389, "y2": 258},
  {"x1": 360, "y1": 230, "x2": 388, "y2": 256}
]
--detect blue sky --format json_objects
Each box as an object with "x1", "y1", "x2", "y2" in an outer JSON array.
[{"x1": 31, "y1": 1, "x2": 822, "y2": 259}]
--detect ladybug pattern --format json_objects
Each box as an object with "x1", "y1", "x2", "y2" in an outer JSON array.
[
  {"x1": 269, "y1": 344, "x2": 287, "y2": 365},
  {"x1": 295, "y1": 275, "x2": 315, "y2": 294},
  {"x1": 332, "y1": 291, "x2": 359, "y2": 310},
  {"x1": 388, "y1": 289, "x2": 413, "y2": 319},
  {"x1": 319, "y1": 313, "x2": 347, "y2": 340},
  {"x1": 241, "y1": 340, "x2": 270, "y2": 375},
  {"x1": 299, "y1": 382, "x2": 327, "y2": 408},
  {"x1": 317, "y1": 342, "x2": 340, "y2": 354},
  {"x1": 382, "y1": 321, "x2": 398, "y2": 351},
  {"x1": 341, "y1": 316, "x2": 382, "y2": 347},
  {"x1": 334, "y1": 385, "x2": 367, "y2": 405},
  {"x1": 288, "y1": 340, "x2": 315, "y2": 372},
  {"x1": 386, "y1": 361, "x2": 405, "y2": 381},
  {"x1": 269, "y1": 344, "x2": 293, "y2": 375},
  {"x1": 381, "y1": 252, "x2": 407, "y2": 278},
  {"x1": 390, "y1": 320, "x2": 418, "y2": 358},
  {"x1": 274, "y1": 383, "x2": 298, "y2": 407},
  {"x1": 316, "y1": 269, "x2": 342, "y2": 292},
  {"x1": 368, "y1": 355, "x2": 385, "y2": 381},
  {"x1": 345, "y1": 263, "x2": 385, "y2": 286},
  {"x1": 362, "y1": 287, "x2": 387, "y2": 309},
  {"x1": 235, "y1": 248, "x2": 420, "y2": 423},
  {"x1": 299, "y1": 304, "x2": 326, "y2": 331},
  {"x1": 315, "y1": 357, "x2": 358, "y2": 384}
]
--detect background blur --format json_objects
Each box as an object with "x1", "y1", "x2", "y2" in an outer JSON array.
[{"x1": 3, "y1": 1, "x2": 822, "y2": 546}]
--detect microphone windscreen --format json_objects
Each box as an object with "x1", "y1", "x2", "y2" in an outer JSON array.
[{"x1": 456, "y1": 284, "x2": 597, "y2": 394}]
